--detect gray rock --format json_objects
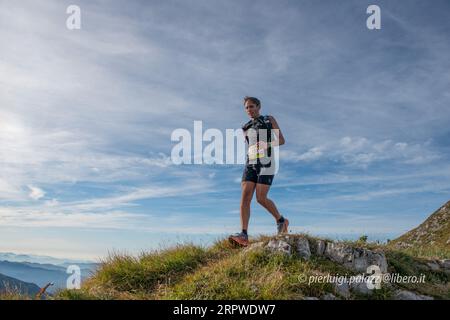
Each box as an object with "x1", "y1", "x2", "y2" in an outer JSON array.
[
  {"x1": 426, "y1": 261, "x2": 441, "y2": 271},
  {"x1": 352, "y1": 248, "x2": 388, "y2": 273},
  {"x1": 324, "y1": 242, "x2": 388, "y2": 273},
  {"x1": 265, "y1": 239, "x2": 291, "y2": 255},
  {"x1": 303, "y1": 297, "x2": 319, "y2": 300},
  {"x1": 439, "y1": 259, "x2": 450, "y2": 270},
  {"x1": 321, "y1": 293, "x2": 337, "y2": 300},
  {"x1": 278, "y1": 235, "x2": 296, "y2": 246},
  {"x1": 296, "y1": 237, "x2": 311, "y2": 260},
  {"x1": 393, "y1": 290, "x2": 434, "y2": 300},
  {"x1": 334, "y1": 282, "x2": 350, "y2": 299},
  {"x1": 349, "y1": 277, "x2": 373, "y2": 296},
  {"x1": 242, "y1": 241, "x2": 265, "y2": 253},
  {"x1": 324, "y1": 242, "x2": 354, "y2": 264},
  {"x1": 310, "y1": 239, "x2": 326, "y2": 256}
]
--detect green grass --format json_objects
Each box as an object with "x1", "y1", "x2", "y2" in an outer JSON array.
[
  {"x1": 385, "y1": 249, "x2": 450, "y2": 299},
  {"x1": 55, "y1": 235, "x2": 388, "y2": 300},
  {"x1": 158, "y1": 248, "x2": 351, "y2": 300},
  {"x1": 0, "y1": 292, "x2": 33, "y2": 300},
  {"x1": 56, "y1": 240, "x2": 241, "y2": 299},
  {"x1": 390, "y1": 246, "x2": 450, "y2": 260}
]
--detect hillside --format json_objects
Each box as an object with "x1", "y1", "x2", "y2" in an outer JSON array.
[
  {"x1": 0, "y1": 273, "x2": 40, "y2": 297},
  {"x1": 389, "y1": 200, "x2": 450, "y2": 257},
  {"x1": 54, "y1": 233, "x2": 449, "y2": 300}
]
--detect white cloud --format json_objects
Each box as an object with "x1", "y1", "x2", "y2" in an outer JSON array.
[
  {"x1": 0, "y1": 109, "x2": 178, "y2": 201},
  {"x1": 0, "y1": 178, "x2": 22, "y2": 201},
  {"x1": 44, "y1": 199, "x2": 59, "y2": 207},
  {"x1": 333, "y1": 182, "x2": 450, "y2": 201},
  {"x1": 340, "y1": 137, "x2": 369, "y2": 151},
  {"x1": 28, "y1": 185, "x2": 45, "y2": 200},
  {"x1": 0, "y1": 207, "x2": 145, "y2": 229},
  {"x1": 281, "y1": 147, "x2": 324, "y2": 162},
  {"x1": 280, "y1": 136, "x2": 441, "y2": 169},
  {"x1": 0, "y1": 177, "x2": 215, "y2": 229},
  {"x1": 64, "y1": 179, "x2": 213, "y2": 212}
]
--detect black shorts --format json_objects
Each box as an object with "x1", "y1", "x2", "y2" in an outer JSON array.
[{"x1": 242, "y1": 164, "x2": 275, "y2": 185}]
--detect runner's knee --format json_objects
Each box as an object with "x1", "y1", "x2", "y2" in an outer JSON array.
[
  {"x1": 241, "y1": 193, "x2": 253, "y2": 205},
  {"x1": 256, "y1": 194, "x2": 268, "y2": 205}
]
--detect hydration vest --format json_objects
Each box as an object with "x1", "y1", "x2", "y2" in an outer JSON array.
[{"x1": 242, "y1": 115, "x2": 273, "y2": 167}]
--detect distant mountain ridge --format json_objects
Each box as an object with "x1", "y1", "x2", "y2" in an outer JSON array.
[
  {"x1": 0, "y1": 273, "x2": 40, "y2": 296},
  {"x1": 0, "y1": 252, "x2": 95, "y2": 266},
  {"x1": 0, "y1": 258, "x2": 98, "y2": 294}
]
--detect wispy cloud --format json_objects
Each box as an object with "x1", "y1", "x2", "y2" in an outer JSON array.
[
  {"x1": 280, "y1": 136, "x2": 441, "y2": 168},
  {"x1": 27, "y1": 185, "x2": 45, "y2": 200}
]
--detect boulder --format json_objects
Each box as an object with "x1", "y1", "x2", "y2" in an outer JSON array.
[
  {"x1": 310, "y1": 239, "x2": 326, "y2": 256},
  {"x1": 242, "y1": 241, "x2": 265, "y2": 253},
  {"x1": 426, "y1": 261, "x2": 441, "y2": 271},
  {"x1": 321, "y1": 293, "x2": 337, "y2": 300},
  {"x1": 295, "y1": 237, "x2": 311, "y2": 260},
  {"x1": 352, "y1": 248, "x2": 388, "y2": 273},
  {"x1": 324, "y1": 242, "x2": 354, "y2": 265},
  {"x1": 349, "y1": 276, "x2": 373, "y2": 296},
  {"x1": 438, "y1": 259, "x2": 450, "y2": 270},
  {"x1": 334, "y1": 282, "x2": 350, "y2": 299},
  {"x1": 393, "y1": 290, "x2": 434, "y2": 300},
  {"x1": 324, "y1": 243, "x2": 387, "y2": 273},
  {"x1": 265, "y1": 239, "x2": 291, "y2": 255}
]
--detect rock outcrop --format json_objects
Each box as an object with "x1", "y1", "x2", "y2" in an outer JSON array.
[
  {"x1": 241, "y1": 234, "x2": 446, "y2": 300},
  {"x1": 246, "y1": 235, "x2": 388, "y2": 274},
  {"x1": 393, "y1": 290, "x2": 434, "y2": 300},
  {"x1": 324, "y1": 243, "x2": 388, "y2": 273},
  {"x1": 295, "y1": 237, "x2": 311, "y2": 260},
  {"x1": 265, "y1": 239, "x2": 291, "y2": 255}
]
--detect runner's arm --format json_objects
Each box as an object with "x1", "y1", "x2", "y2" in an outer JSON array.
[{"x1": 268, "y1": 115, "x2": 285, "y2": 147}]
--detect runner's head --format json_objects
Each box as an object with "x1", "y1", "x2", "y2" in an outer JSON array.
[{"x1": 243, "y1": 96, "x2": 261, "y2": 119}]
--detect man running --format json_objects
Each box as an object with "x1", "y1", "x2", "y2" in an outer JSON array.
[{"x1": 229, "y1": 96, "x2": 289, "y2": 247}]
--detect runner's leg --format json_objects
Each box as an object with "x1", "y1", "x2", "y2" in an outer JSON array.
[
  {"x1": 240, "y1": 181, "x2": 256, "y2": 231},
  {"x1": 255, "y1": 183, "x2": 282, "y2": 221}
]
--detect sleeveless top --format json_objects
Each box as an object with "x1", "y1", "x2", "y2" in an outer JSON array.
[{"x1": 242, "y1": 115, "x2": 273, "y2": 167}]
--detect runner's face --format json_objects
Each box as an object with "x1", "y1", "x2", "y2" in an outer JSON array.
[{"x1": 244, "y1": 101, "x2": 260, "y2": 118}]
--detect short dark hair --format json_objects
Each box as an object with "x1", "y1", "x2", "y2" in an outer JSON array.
[{"x1": 243, "y1": 96, "x2": 261, "y2": 107}]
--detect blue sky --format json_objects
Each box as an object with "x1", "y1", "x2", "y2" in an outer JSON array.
[{"x1": 0, "y1": 0, "x2": 449, "y2": 260}]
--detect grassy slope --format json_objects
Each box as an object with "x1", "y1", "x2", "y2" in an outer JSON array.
[
  {"x1": 53, "y1": 234, "x2": 449, "y2": 300},
  {"x1": 388, "y1": 200, "x2": 450, "y2": 258}
]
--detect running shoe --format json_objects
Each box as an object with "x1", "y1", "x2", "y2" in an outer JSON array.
[
  {"x1": 277, "y1": 218, "x2": 289, "y2": 234},
  {"x1": 228, "y1": 232, "x2": 249, "y2": 247}
]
